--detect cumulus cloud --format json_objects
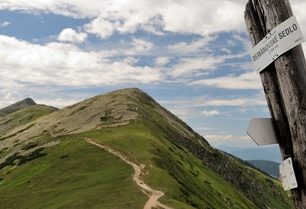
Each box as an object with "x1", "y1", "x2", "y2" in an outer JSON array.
[
  {"x1": 0, "y1": 35, "x2": 163, "y2": 88},
  {"x1": 129, "y1": 38, "x2": 154, "y2": 53},
  {"x1": 171, "y1": 56, "x2": 225, "y2": 78},
  {"x1": 167, "y1": 36, "x2": 217, "y2": 54},
  {"x1": 155, "y1": 57, "x2": 171, "y2": 66},
  {"x1": 191, "y1": 71, "x2": 262, "y2": 90},
  {"x1": 57, "y1": 28, "x2": 87, "y2": 43},
  {"x1": 0, "y1": 0, "x2": 246, "y2": 36},
  {"x1": 1, "y1": 0, "x2": 305, "y2": 37},
  {"x1": 84, "y1": 17, "x2": 116, "y2": 39}
]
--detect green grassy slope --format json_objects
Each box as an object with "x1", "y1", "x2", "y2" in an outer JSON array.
[
  {"x1": 0, "y1": 136, "x2": 146, "y2": 209},
  {"x1": 91, "y1": 88, "x2": 292, "y2": 209},
  {"x1": 81, "y1": 124, "x2": 259, "y2": 209},
  {"x1": 0, "y1": 88, "x2": 294, "y2": 209}
]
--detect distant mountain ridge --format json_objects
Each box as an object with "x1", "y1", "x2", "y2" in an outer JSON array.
[
  {"x1": 0, "y1": 88, "x2": 293, "y2": 209},
  {"x1": 217, "y1": 145, "x2": 282, "y2": 162},
  {"x1": 0, "y1": 98, "x2": 36, "y2": 116},
  {"x1": 248, "y1": 160, "x2": 280, "y2": 178}
]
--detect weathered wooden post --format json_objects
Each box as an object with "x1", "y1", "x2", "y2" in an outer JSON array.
[{"x1": 245, "y1": 0, "x2": 306, "y2": 208}]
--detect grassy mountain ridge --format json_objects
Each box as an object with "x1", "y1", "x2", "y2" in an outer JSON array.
[
  {"x1": 106, "y1": 88, "x2": 291, "y2": 208},
  {"x1": 0, "y1": 88, "x2": 293, "y2": 209}
]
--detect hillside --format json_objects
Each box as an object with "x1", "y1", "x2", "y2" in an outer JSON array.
[
  {"x1": 0, "y1": 104, "x2": 58, "y2": 139},
  {"x1": 0, "y1": 98, "x2": 36, "y2": 117},
  {"x1": 0, "y1": 88, "x2": 293, "y2": 209}
]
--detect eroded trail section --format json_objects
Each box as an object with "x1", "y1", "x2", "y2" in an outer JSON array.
[{"x1": 85, "y1": 138, "x2": 173, "y2": 209}]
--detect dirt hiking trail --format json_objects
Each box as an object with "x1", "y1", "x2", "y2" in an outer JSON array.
[{"x1": 85, "y1": 138, "x2": 173, "y2": 209}]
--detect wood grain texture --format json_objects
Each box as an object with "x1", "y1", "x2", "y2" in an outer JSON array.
[
  {"x1": 244, "y1": 1, "x2": 292, "y2": 156},
  {"x1": 245, "y1": 0, "x2": 306, "y2": 208}
]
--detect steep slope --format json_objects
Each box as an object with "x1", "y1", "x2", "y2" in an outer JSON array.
[
  {"x1": 0, "y1": 98, "x2": 36, "y2": 117},
  {"x1": 0, "y1": 88, "x2": 293, "y2": 209}
]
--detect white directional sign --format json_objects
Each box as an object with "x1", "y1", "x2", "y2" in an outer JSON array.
[
  {"x1": 280, "y1": 157, "x2": 298, "y2": 191},
  {"x1": 247, "y1": 118, "x2": 277, "y2": 145},
  {"x1": 251, "y1": 15, "x2": 305, "y2": 72}
]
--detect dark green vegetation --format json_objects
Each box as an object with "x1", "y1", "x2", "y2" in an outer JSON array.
[
  {"x1": 248, "y1": 160, "x2": 280, "y2": 178},
  {"x1": 0, "y1": 88, "x2": 294, "y2": 209}
]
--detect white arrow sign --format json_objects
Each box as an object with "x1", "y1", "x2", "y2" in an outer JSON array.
[
  {"x1": 251, "y1": 15, "x2": 305, "y2": 72},
  {"x1": 247, "y1": 118, "x2": 278, "y2": 146}
]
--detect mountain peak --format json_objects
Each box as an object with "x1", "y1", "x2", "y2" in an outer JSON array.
[
  {"x1": 109, "y1": 88, "x2": 148, "y2": 97},
  {"x1": 108, "y1": 87, "x2": 156, "y2": 104},
  {"x1": 23, "y1": 98, "x2": 36, "y2": 105},
  {"x1": 0, "y1": 98, "x2": 37, "y2": 116}
]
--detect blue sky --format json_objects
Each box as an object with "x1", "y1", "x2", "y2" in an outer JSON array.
[{"x1": 0, "y1": 0, "x2": 305, "y2": 149}]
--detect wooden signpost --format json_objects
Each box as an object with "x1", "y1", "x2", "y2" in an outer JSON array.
[{"x1": 245, "y1": 0, "x2": 306, "y2": 208}]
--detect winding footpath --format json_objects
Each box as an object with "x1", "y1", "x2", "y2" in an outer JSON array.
[{"x1": 85, "y1": 138, "x2": 173, "y2": 209}]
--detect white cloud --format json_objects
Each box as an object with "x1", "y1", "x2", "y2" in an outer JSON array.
[
  {"x1": 191, "y1": 71, "x2": 262, "y2": 90},
  {"x1": 155, "y1": 57, "x2": 171, "y2": 66},
  {"x1": 202, "y1": 97, "x2": 266, "y2": 106},
  {"x1": 204, "y1": 134, "x2": 255, "y2": 147},
  {"x1": 140, "y1": 16, "x2": 164, "y2": 35},
  {"x1": 167, "y1": 108, "x2": 195, "y2": 119},
  {"x1": 202, "y1": 110, "x2": 219, "y2": 117},
  {"x1": 292, "y1": 1, "x2": 306, "y2": 37},
  {"x1": 0, "y1": 21, "x2": 10, "y2": 27},
  {"x1": 171, "y1": 56, "x2": 225, "y2": 78},
  {"x1": 36, "y1": 97, "x2": 82, "y2": 108},
  {"x1": 158, "y1": 0, "x2": 244, "y2": 35},
  {"x1": 1, "y1": 0, "x2": 306, "y2": 37},
  {"x1": 167, "y1": 36, "x2": 217, "y2": 54},
  {"x1": 161, "y1": 95, "x2": 267, "y2": 107},
  {"x1": 0, "y1": 0, "x2": 245, "y2": 36},
  {"x1": 0, "y1": 35, "x2": 163, "y2": 88},
  {"x1": 221, "y1": 48, "x2": 232, "y2": 55},
  {"x1": 84, "y1": 17, "x2": 116, "y2": 39},
  {"x1": 58, "y1": 28, "x2": 87, "y2": 43},
  {"x1": 205, "y1": 134, "x2": 250, "y2": 142},
  {"x1": 129, "y1": 38, "x2": 154, "y2": 53}
]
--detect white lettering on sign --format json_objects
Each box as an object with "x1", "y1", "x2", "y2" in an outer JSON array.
[
  {"x1": 251, "y1": 16, "x2": 305, "y2": 72},
  {"x1": 280, "y1": 157, "x2": 298, "y2": 191}
]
